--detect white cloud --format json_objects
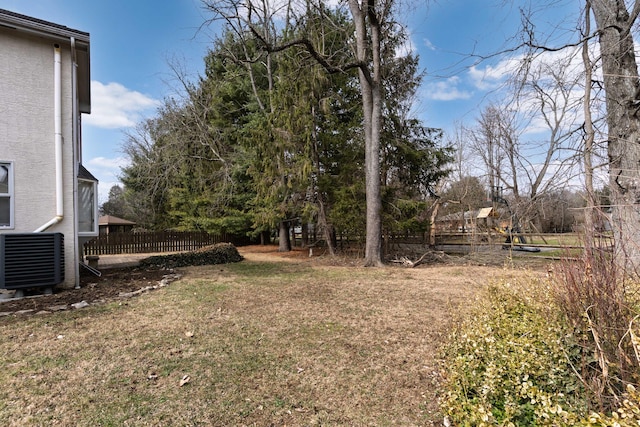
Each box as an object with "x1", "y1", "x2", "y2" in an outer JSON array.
[
  {"x1": 87, "y1": 156, "x2": 129, "y2": 172},
  {"x1": 423, "y1": 38, "x2": 436, "y2": 51},
  {"x1": 83, "y1": 81, "x2": 159, "y2": 129},
  {"x1": 424, "y1": 76, "x2": 472, "y2": 101},
  {"x1": 468, "y1": 56, "x2": 523, "y2": 91}
]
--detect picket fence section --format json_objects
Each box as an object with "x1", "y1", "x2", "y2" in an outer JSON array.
[{"x1": 84, "y1": 231, "x2": 243, "y2": 256}]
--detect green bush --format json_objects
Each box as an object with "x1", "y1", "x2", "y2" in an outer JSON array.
[
  {"x1": 441, "y1": 274, "x2": 640, "y2": 426},
  {"x1": 441, "y1": 278, "x2": 588, "y2": 425},
  {"x1": 139, "y1": 243, "x2": 243, "y2": 268}
]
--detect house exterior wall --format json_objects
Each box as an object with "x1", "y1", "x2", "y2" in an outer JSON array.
[{"x1": 0, "y1": 28, "x2": 78, "y2": 288}]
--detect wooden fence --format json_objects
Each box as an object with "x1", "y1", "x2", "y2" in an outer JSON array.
[
  {"x1": 84, "y1": 231, "x2": 247, "y2": 256},
  {"x1": 387, "y1": 231, "x2": 613, "y2": 252}
]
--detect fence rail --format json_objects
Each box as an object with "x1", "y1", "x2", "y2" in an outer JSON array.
[
  {"x1": 84, "y1": 231, "x2": 246, "y2": 256},
  {"x1": 386, "y1": 231, "x2": 613, "y2": 252},
  {"x1": 84, "y1": 230, "x2": 611, "y2": 256}
]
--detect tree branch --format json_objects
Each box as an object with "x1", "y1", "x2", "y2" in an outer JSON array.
[{"x1": 247, "y1": 24, "x2": 365, "y2": 75}]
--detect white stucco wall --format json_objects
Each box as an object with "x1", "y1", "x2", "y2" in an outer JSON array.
[{"x1": 0, "y1": 28, "x2": 78, "y2": 288}]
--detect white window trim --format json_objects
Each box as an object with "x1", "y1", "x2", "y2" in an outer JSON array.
[
  {"x1": 0, "y1": 161, "x2": 14, "y2": 230},
  {"x1": 77, "y1": 178, "x2": 98, "y2": 237}
]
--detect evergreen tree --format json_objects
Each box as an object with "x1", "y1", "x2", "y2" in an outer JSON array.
[{"x1": 120, "y1": 6, "x2": 452, "y2": 254}]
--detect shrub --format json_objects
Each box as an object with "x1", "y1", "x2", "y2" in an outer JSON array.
[
  {"x1": 441, "y1": 277, "x2": 589, "y2": 425},
  {"x1": 553, "y1": 248, "x2": 640, "y2": 412},
  {"x1": 440, "y1": 270, "x2": 640, "y2": 426},
  {"x1": 139, "y1": 243, "x2": 243, "y2": 268}
]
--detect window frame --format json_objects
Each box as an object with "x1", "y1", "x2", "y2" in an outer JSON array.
[
  {"x1": 77, "y1": 177, "x2": 98, "y2": 236},
  {"x1": 0, "y1": 161, "x2": 14, "y2": 230}
]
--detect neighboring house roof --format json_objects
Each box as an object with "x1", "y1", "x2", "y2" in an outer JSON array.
[
  {"x1": 99, "y1": 215, "x2": 136, "y2": 226},
  {"x1": 0, "y1": 8, "x2": 91, "y2": 113},
  {"x1": 78, "y1": 164, "x2": 98, "y2": 181}
]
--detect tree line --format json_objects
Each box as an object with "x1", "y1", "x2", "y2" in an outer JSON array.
[
  {"x1": 101, "y1": 0, "x2": 640, "y2": 271},
  {"x1": 105, "y1": 2, "x2": 452, "y2": 257}
]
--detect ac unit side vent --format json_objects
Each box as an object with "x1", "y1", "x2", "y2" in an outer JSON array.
[{"x1": 0, "y1": 233, "x2": 65, "y2": 289}]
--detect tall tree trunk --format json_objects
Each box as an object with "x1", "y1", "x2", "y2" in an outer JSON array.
[
  {"x1": 311, "y1": 104, "x2": 336, "y2": 256},
  {"x1": 301, "y1": 222, "x2": 309, "y2": 247},
  {"x1": 317, "y1": 197, "x2": 336, "y2": 256},
  {"x1": 278, "y1": 221, "x2": 291, "y2": 252},
  {"x1": 260, "y1": 230, "x2": 270, "y2": 245},
  {"x1": 591, "y1": 0, "x2": 640, "y2": 272},
  {"x1": 429, "y1": 198, "x2": 441, "y2": 248},
  {"x1": 349, "y1": 0, "x2": 384, "y2": 266}
]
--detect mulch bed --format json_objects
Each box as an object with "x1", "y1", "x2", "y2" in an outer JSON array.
[{"x1": 0, "y1": 266, "x2": 173, "y2": 316}]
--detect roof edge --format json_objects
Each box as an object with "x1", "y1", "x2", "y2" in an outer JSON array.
[{"x1": 0, "y1": 8, "x2": 89, "y2": 44}]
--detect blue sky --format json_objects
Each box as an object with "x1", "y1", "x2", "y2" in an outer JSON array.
[
  {"x1": 0, "y1": 0, "x2": 213, "y2": 202},
  {"x1": 0, "y1": 0, "x2": 581, "y2": 202}
]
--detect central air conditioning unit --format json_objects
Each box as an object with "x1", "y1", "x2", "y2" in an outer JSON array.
[{"x1": 0, "y1": 233, "x2": 65, "y2": 289}]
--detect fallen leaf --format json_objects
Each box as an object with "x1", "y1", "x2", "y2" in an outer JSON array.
[{"x1": 179, "y1": 374, "x2": 191, "y2": 387}]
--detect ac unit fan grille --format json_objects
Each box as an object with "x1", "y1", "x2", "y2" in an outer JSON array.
[{"x1": 0, "y1": 233, "x2": 65, "y2": 289}]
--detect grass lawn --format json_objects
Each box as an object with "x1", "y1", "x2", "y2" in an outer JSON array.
[{"x1": 0, "y1": 248, "x2": 512, "y2": 426}]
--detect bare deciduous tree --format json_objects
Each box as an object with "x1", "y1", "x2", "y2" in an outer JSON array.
[
  {"x1": 519, "y1": 52, "x2": 583, "y2": 201},
  {"x1": 466, "y1": 49, "x2": 585, "y2": 229}
]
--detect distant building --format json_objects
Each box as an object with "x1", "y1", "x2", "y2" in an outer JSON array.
[
  {"x1": 437, "y1": 207, "x2": 504, "y2": 233},
  {"x1": 99, "y1": 215, "x2": 136, "y2": 235}
]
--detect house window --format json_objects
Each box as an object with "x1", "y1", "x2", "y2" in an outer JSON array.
[
  {"x1": 0, "y1": 162, "x2": 13, "y2": 228},
  {"x1": 78, "y1": 179, "x2": 97, "y2": 235}
]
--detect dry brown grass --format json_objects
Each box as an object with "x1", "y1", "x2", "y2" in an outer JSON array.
[{"x1": 0, "y1": 247, "x2": 523, "y2": 426}]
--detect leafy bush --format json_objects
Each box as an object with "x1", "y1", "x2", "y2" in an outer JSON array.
[
  {"x1": 441, "y1": 278, "x2": 588, "y2": 425},
  {"x1": 441, "y1": 273, "x2": 640, "y2": 426},
  {"x1": 139, "y1": 243, "x2": 243, "y2": 268}
]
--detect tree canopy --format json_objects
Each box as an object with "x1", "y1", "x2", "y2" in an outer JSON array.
[{"x1": 118, "y1": 2, "x2": 451, "y2": 257}]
